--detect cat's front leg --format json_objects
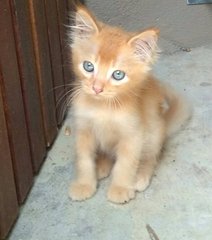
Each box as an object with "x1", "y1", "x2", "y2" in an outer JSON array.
[
  {"x1": 107, "y1": 136, "x2": 143, "y2": 204},
  {"x1": 69, "y1": 128, "x2": 97, "y2": 201}
]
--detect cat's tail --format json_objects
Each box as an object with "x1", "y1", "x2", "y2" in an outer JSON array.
[{"x1": 162, "y1": 83, "x2": 192, "y2": 138}]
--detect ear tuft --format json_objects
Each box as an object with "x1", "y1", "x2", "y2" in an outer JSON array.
[
  {"x1": 128, "y1": 29, "x2": 159, "y2": 63},
  {"x1": 71, "y1": 6, "x2": 99, "y2": 40}
]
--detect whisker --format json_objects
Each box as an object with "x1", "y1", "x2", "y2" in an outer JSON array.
[
  {"x1": 57, "y1": 87, "x2": 81, "y2": 121},
  {"x1": 58, "y1": 96, "x2": 69, "y2": 122},
  {"x1": 76, "y1": 13, "x2": 94, "y2": 30},
  {"x1": 67, "y1": 89, "x2": 81, "y2": 106},
  {"x1": 48, "y1": 84, "x2": 73, "y2": 94},
  {"x1": 55, "y1": 85, "x2": 81, "y2": 110},
  {"x1": 111, "y1": 97, "x2": 117, "y2": 110},
  {"x1": 128, "y1": 89, "x2": 141, "y2": 99},
  {"x1": 56, "y1": 90, "x2": 72, "y2": 109},
  {"x1": 114, "y1": 96, "x2": 122, "y2": 110},
  {"x1": 68, "y1": 25, "x2": 91, "y2": 31},
  {"x1": 108, "y1": 97, "x2": 112, "y2": 110}
]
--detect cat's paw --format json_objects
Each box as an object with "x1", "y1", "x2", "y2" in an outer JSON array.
[
  {"x1": 107, "y1": 185, "x2": 135, "y2": 204},
  {"x1": 135, "y1": 177, "x2": 150, "y2": 192},
  {"x1": 69, "y1": 182, "x2": 96, "y2": 201}
]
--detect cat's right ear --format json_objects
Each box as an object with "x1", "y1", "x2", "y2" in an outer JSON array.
[
  {"x1": 128, "y1": 28, "x2": 159, "y2": 64},
  {"x1": 72, "y1": 6, "x2": 99, "y2": 40}
]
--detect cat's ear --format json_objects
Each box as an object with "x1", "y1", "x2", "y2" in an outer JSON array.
[
  {"x1": 128, "y1": 28, "x2": 159, "y2": 63},
  {"x1": 72, "y1": 6, "x2": 99, "y2": 40}
]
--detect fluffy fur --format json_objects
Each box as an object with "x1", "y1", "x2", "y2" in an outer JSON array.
[{"x1": 68, "y1": 5, "x2": 191, "y2": 204}]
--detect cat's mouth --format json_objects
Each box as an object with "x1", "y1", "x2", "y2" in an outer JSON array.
[
  {"x1": 83, "y1": 85, "x2": 115, "y2": 99},
  {"x1": 91, "y1": 91, "x2": 114, "y2": 99}
]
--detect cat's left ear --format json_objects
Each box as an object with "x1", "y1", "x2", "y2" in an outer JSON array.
[
  {"x1": 128, "y1": 28, "x2": 159, "y2": 63},
  {"x1": 72, "y1": 6, "x2": 99, "y2": 40}
]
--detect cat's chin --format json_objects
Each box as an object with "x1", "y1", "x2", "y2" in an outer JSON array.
[
  {"x1": 91, "y1": 94, "x2": 114, "y2": 101},
  {"x1": 91, "y1": 94, "x2": 102, "y2": 100},
  {"x1": 82, "y1": 88, "x2": 116, "y2": 101},
  {"x1": 84, "y1": 91, "x2": 104, "y2": 100},
  {"x1": 84, "y1": 91, "x2": 107, "y2": 99}
]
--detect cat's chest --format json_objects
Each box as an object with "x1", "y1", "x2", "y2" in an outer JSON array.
[
  {"x1": 74, "y1": 104, "x2": 137, "y2": 137},
  {"x1": 75, "y1": 105, "x2": 124, "y2": 129},
  {"x1": 74, "y1": 104, "x2": 141, "y2": 151}
]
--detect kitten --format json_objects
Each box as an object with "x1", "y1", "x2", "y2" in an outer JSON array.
[{"x1": 68, "y1": 5, "x2": 191, "y2": 204}]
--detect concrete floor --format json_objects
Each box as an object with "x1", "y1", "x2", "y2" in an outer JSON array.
[{"x1": 9, "y1": 45, "x2": 212, "y2": 240}]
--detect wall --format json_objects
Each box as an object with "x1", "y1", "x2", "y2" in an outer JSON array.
[{"x1": 86, "y1": 0, "x2": 212, "y2": 53}]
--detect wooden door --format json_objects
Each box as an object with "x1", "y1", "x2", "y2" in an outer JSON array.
[{"x1": 0, "y1": 0, "x2": 75, "y2": 238}]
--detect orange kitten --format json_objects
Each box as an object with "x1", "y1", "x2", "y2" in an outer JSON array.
[{"x1": 68, "y1": 5, "x2": 191, "y2": 204}]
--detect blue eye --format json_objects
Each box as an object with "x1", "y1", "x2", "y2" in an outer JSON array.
[
  {"x1": 83, "y1": 61, "x2": 94, "y2": 72},
  {"x1": 112, "y1": 70, "x2": 125, "y2": 81}
]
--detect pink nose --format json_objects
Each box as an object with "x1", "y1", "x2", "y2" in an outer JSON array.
[{"x1": 92, "y1": 86, "x2": 103, "y2": 94}]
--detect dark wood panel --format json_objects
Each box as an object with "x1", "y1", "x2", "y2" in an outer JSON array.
[
  {"x1": 44, "y1": 0, "x2": 66, "y2": 125},
  {"x1": 10, "y1": 0, "x2": 46, "y2": 172},
  {"x1": 0, "y1": 0, "x2": 75, "y2": 237},
  {"x1": 29, "y1": 0, "x2": 58, "y2": 146},
  {"x1": 0, "y1": 0, "x2": 33, "y2": 203},
  {"x1": 0, "y1": 68, "x2": 19, "y2": 240},
  {"x1": 56, "y1": 0, "x2": 74, "y2": 100}
]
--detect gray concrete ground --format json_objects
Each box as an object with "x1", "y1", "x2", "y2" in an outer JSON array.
[{"x1": 9, "y1": 45, "x2": 212, "y2": 240}]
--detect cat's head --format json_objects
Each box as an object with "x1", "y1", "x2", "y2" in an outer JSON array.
[{"x1": 70, "y1": 5, "x2": 159, "y2": 100}]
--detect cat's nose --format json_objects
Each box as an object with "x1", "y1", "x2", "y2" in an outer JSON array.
[{"x1": 92, "y1": 86, "x2": 103, "y2": 94}]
